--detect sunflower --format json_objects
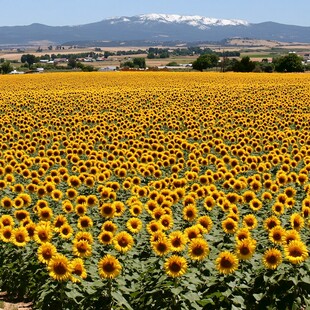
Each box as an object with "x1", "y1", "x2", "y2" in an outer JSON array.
[
  {"x1": 196, "y1": 215, "x2": 213, "y2": 234},
  {"x1": 269, "y1": 226, "x2": 286, "y2": 244},
  {"x1": 222, "y1": 218, "x2": 238, "y2": 234},
  {"x1": 159, "y1": 214, "x2": 174, "y2": 230},
  {"x1": 66, "y1": 188, "x2": 78, "y2": 200},
  {"x1": 169, "y1": 231, "x2": 187, "y2": 252},
  {"x1": 235, "y1": 238, "x2": 256, "y2": 260},
  {"x1": 284, "y1": 240, "x2": 308, "y2": 264},
  {"x1": 59, "y1": 223, "x2": 74, "y2": 239},
  {"x1": 184, "y1": 225, "x2": 201, "y2": 241},
  {"x1": 34, "y1": 222, "x2": 53, "y2": 244},
  {"x1": 249, "y1": 198, "x2": 263, "y2": 212},
  {"x1": 25, "y1": 222, "x2": 36, "y2": 239},
  {"x1": 51, "y1": 210, "x2": 66, "y2": 227},
  {"x1": 235, "y1": 228, "x2": 251, "y2": 243},
  {"x1": 164, "y1": 255, "x2": 187, "y2": 278},
  {"x1": 98, "y1": 230, "x2": 114, "y2": 245},
  {"x1": 290, "y1": 213, "x2": 304, "y2": 231},
  {"x1": 282, "y1": 229, "x2": 300, "y2": 246},
  {"x1": 272, "y1": 202, "x2": 285, "y2": 216},
  {"x1": 38, "y1": 242, "x2": 57, "y2": 264},
  {"x1": 113, "y1": 201, "x2": 126, "y2": 216},
  {"x1": 126, "y1": 218, "x2": 143, "y2": 234},
  {"x1": 243, "y1": 190, "x2": 256, "y2": 204},
  {"x1": 1, "y1": 197, "x2": 13, "y2": 209},
  {"x1": 99, "y1": 203, "x2": 116, "y2": 218},
  {"x1": 38, "y1": 206, "x2": 53, "y2": 221},
  {"x1": 98, "y1": 254, "x2": 122, "y2": 279},
  {"x1": 14, "y1": 210, "x2": 29, "y2": 222},
  {"x1": 71, "y1": 258, "x2": 87, "y2": 282},
  {"x1": 152, "y1": 237, "x2": 171, "y2": 256},
  {"x1": 146, "y1": 220, "x2": 163, "y2": 234},
  {"x1": 13, "y1": 197, "x2": 24, "y2": 209},
  {"x1": 0, "y1": 226, "x2": 13, "y2": 242},
  {"x1": 51, "y1": 189, "x2": 63, "y2": 201},
  {"x1": 11, "y1": 227, "x2": 30, "y2": 247},
  {"x1": 129, "y1": 203, "x2": 143, "y2": 217},
  {"x1": 0, "y1": 215, "x2": 14, "y2": 227},
  {"x1": 216, "y1": 251, "x2": 239, "y2": 275},
  {"x1": 183, "y1": 204, "x2": 198, "y2": 222},
  {"x1": 242, "y1": 214, "x2": 257, "y2": 230},
  {"x1": 72, "y1": 239, "x2": 92, "y2": 257},
  {"x1": 48, "y1": 254, "x2": 72, "y2": 281},
  {"x1": 188, "y1": 238, "x2": 209, "y2": 261},
  {"x1": 264, "y1": 216, "x2": 281, "y2": 231},
  {"x1": 101, "y1": 220, "x2": 118, "y2": 234},
  {"x1": 263, "y1": 248, "x2": 282, "y2": 269},
  {"x1": 204, "y1": 196, "x2": 216, "y2": 211},
  {"x1": 68, "y1": 175, "x2": 81, "y2": 188},
  {"x1": 74, "y1": 231, "x2": 94, "y2": 244},
  {"x1": 77, "y1": 215, "x2": 93, "y2": 230},
  {"x1": 113, "y1": 231, "x2": 134, "y2": 253}
]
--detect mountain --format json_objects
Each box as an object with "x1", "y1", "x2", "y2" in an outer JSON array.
[{"x1": 0, "y1": 14, "x2": 309, "y2": 45}]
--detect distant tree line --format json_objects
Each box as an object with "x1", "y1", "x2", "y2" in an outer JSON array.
[{"x1": 192, "y1": 52, "x2": 306, "y2": 73}]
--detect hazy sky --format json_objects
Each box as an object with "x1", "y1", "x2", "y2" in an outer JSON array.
[{"x1": 0, "y1": 0, "x2": 309, "y2": 27}]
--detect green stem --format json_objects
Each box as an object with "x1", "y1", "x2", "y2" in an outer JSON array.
[
  {"x1": 108, "y1": 279, "x2": 112, "y2": 310},
  {"x1": 60, "y1": 282, "x2": 65, "y2": 308}
]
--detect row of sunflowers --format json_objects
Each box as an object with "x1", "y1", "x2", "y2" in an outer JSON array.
[{"x1": 0, "y1": 72, "x2": 309, "y2": 309}]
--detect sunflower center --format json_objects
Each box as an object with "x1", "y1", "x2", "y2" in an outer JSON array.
[
  {"x1": 157, "y1": 243, "x2": 167, "y2": 252},
  {"x1": 77, "y1": 243, "x2": 88, "y2": 253},
  {"x1": 192, "y1": 246, "x2": 204, "y2": 256},
  {"x1": 38, "y1": 231, "x2": 48, "y2": 241},
  {"x1": 172, "y1": 238, "x2": 181, "y2": 247},
  {"x1": 103, "y1": 262, "x2": 115, "y2": 273},
  {"x1": 102, "y1": 234, "x2": 112, "y2": 242},
  {"x1": 170, "y1": 262, "x2": 182, "y2": 273},
  {"x1": 118, "y1": 237, "x2": 128, "y2": 247},
  {"x1": 16, "y1": 233, "x2": 25, "y2": 242},
  {"x1": 4, "y1": 231, "x2": 12, "y2": 239},
  {"x1": 240, "y1": 246, "x2": 250, "y2": 255},
  {"x1": 81, "y1": 220, "x2": 89, "y2": 227},
  {"x1": 54, "y1": 262, "x2": 67, "y2": 275},
  {"x1": 221, "y1": 257, "x2": 233, "y2": 269},
  {"x1": 43, "y1": 249, "x2": 52, "y2": 259},
  {"x1": 267, "y1": 254, "x2": 277, "y2": 264},
  {"x1": 226, "y1": 222, "x2": 235, "y2": 230},
  {"x1": 74, "y1": 266, "x2": 83, "y2": 276},
  {"x1": 290, "y1": 248, "x2": 302, "y2": 257}
]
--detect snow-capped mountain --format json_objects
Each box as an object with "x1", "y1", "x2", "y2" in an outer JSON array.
[
  {"x1": 117, "y1": 14, "x2": 249, "y2": 29},
  {"x1": 0, "y1": 14, "x2": 309, "y2": 45}
]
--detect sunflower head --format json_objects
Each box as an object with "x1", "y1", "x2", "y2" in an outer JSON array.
[
  {"x1": 164, "y1": 255, "x2": 187, "y2": 278},
  {"x1": 263, "y1": 248, "x2": 282, "y2": 269},
  {"x1": 98, "y1": 254, "x2": 122, "y2": 279},
  {"x1": 216, "y1": 251, "x2": 239, "y2": 275}
]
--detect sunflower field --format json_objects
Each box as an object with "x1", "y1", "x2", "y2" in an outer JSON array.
[{"x1": 0, "y1": 72, "x2": 309, "y2": 309}]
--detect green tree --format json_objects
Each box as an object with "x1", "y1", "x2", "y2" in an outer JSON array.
[
  {"x1": 273, "y1": 53, "x2": 304, "y2": 72},
  {"x1": 232, "y1": 56, "x2": 256, "y2": 72},
  {"x1": 133, "y1": 57, "x2": 146, "y2": 69},
  {"x1": 192, "y1": 54, "x2": 219, "y2": 71},
  {"x1": 21, "y1": 54, "x2": 37, "y2": 67},
  {"x1": 67, "y1": 58, "x2": 77, "y2": 69},
  {"x1": 1, "y1": 61, "x2": 13, "y2": 74}
]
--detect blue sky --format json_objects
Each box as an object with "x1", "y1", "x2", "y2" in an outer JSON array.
[{"x1": 0, "y1": 0, "x2": 309, "y2": 27}]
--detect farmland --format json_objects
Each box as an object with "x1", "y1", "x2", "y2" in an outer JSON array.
[{"x1": 0, "y1": 72, "x2": 309, "y2": 309}]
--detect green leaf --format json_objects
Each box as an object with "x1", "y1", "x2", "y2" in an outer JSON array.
[
  {"x1": 171, "y1": 287, "x2": 182, "y2": 295},
  {"x1": 253, "y1": 293, "x2": 264, "y2": 301},
  {"x1": 232, "y1": 295, "x2": 245, "y2": 306},
  {"x1": 197, "y1": 298, "x2": 214, "y2": 306},
  {"x1": 111, "y1": 291, "x2": 134, "y2": 310}
]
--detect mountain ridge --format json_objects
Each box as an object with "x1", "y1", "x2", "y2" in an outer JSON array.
[{"x1": 0, "y1": 14, "x2": 309, "y2": 45}]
